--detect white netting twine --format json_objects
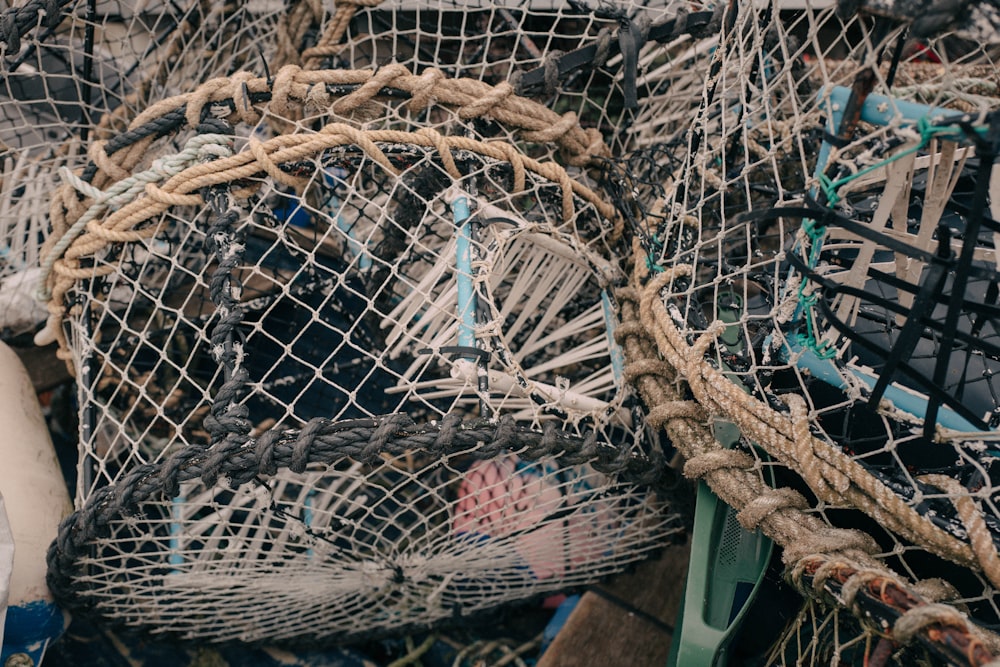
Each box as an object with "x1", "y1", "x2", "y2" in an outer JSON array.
[
  {"x1": 39, "y1": 55, "x2": 686, "y2": 642},
  {"x1": 0, "y1": 0, "x2": 290, "y2": 338},
  {"x1": 4, "y1": 0, "x2": 999, "y2": 660},
  {"x1": 604, "y1": 1, "x2": 1000, "y2": 665}
]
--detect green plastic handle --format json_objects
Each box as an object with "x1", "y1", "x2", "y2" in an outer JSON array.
[{"x1": 667, "y1": 420, "x2": 774, "y2": 667}]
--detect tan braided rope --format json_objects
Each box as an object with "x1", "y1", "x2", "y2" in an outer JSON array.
[
  {"x1": 301, "y1": 0, "x2": 384, "y2": 70},
  {"x1": 614, "y1": 281, "x2": 1000, "y2": 660},
  {"x1": 42, "y1": 123, "x2": 616, "y2": 366},
  {"x1": 97, "y1": 63, "x2": 607, "y2": 178},
  {"x1": 47, "y1": 63, "x2": 605, "y2": 223},
  {"x1": 271, "y1": 0, "x2": 385, "y2": 131},
  {"x1": 639, "y1": 266, "x2": 1000, "y2": 585}
]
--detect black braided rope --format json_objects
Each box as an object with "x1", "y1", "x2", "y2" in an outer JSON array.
[
  {"x1": 0, "y1": 0, "x2": 67, "y2": 57},
  {"x1": 46, "y1": 411, "x2": 668, "y2": 611},
  {"x1": 196, "y1": 117, "x2": 256, "y2": 461}
]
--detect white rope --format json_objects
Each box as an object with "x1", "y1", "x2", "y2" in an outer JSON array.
[{"x1": 36, "y1": 133, "x2": 235, "y2": 303}]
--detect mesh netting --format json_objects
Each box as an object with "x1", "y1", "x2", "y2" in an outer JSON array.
[
  {"x1": 8, "y1": 0, "x2": 1000, "y2": 660},
  {"x1": 271, "y1": 0, "x2": 718, "y2": 154},
  {"x1": 38, "y1": 55, "x2": 684, "y2": 641},
  {"x1": 0, "y1": 0, "x2": 717, "y2": 339},
  {"x1": 608, "y1": 2, "x2": 1000, "y2": 664},
  {"x1": 0, "y1": 0, "x2": 292, "y2": 337}
]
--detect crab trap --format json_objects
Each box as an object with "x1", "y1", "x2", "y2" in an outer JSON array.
[
  {"x1": 602, "y1": 1, "x2": 1000, "y2": 664},
  {"x1": 37, "y1": 65, "x2": 684, "y2": 644},
  {"x1": 0, "y1": 0, "x2": 309, "y2": 340}
]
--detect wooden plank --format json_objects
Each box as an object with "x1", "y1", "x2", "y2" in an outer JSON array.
[{"x1": 538, "y1": 540, "x2": 691, "y2": 667}]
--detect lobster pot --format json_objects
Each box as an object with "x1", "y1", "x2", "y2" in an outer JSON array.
[
  {"x1": 42, "y1": 65, "x2": 631, "y2": 503},
  {"x1": 613, "y1": 0, "x2": 1000, "y2": 660},
  {"x1": 46, "y1": 424, "x2": 677, "y2": 643},
  {"x1": 60, "y1": 133, "x2": 628, "y2": 498},
  {"x1": 0, "y1": 0, "x2": 296, "y2": 339},
  {"x1": 296, "y1": 0, "x2": 716, "y2": 155},
  {"x1": 43, "y1": 71, "x2": 681, "y2": 641}
]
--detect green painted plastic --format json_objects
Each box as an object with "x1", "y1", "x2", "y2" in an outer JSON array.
[{"x1": 667, "y1": 419, "x2": 774, "y2": 667}]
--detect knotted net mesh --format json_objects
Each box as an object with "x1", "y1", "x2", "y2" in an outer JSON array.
[
  {"x1": 38, "y1": 36, "x2": 684, "y2": 641},
  {"x1": 4, "y1": 0, "x2": 1000, "y2": 660},
  {"x1": 1, "y1": 0, "x2": 697, "y2": 338},
  {"x1": 608, "y1": 1, "x2": 1000, "y2": 664}
]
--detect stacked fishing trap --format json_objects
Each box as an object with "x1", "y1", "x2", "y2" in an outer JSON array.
[
  {"x1": 28, "y1": 0, "x2": 687, "y2": 646},
  {"x1": 611, "y1": 1, "x2": 1000, "y2": 664},
  {"x1": 0, "y1": 0, "x2": 996, "y2": 663}
]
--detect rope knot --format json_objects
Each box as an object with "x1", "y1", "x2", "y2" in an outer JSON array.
[
  {"x1": 408, "y1": 68, "x2": 445, "y2": 113},
  {"x1": 736, "y1": 487, "x2": 809, "y2": 531},
  {"x1": 523, "y1": 111, "x2": 579, "y2": 146},
  {"x1": 254, "y1": 427, "x2": 284, "y2": 477},
  {"x1": 332, "y1": 62, "x2": 409, "y2": 116},
  {"x1": 430, "y1": 413, "x2": 462, "y2": 456},
  {"x1": 271, "y1": 64, "x2": 302, "y2": 118},
  {"x1": 784, "y1": 529, "x2": 880, "y2": 574},
  {"x1": 360, "y1": 413, "x2": 413, "y2": 463},
  {"x1": 304, "y1": 82, "x2": 332, "y2": 112},
  {"x1": 289, "y1": 418, "x2": 326, "y2": 473},
  {"x1": 592, "y1": 27, "x2": 614, "y2": 68},
  {"x1": 185, "y1": 76, "x2": 238, "y2": 128},
  {"x1": 682, "y1": 448, "x2": 755, "y2": 480},
  {"x1": 489, "y1": 414, "x2": 519, "y2": 454},
  {"x1": 893, "y1": 603, "x2": 970, "y2": 645},
  {"x1": 646, "y1": 400, "x2": 705, "y2": 428},
  {"x1": 838, "y1": 568, "x2": 885, "y2": 612},
  {"x1": 540, "y1": 49, "x2": 565, "y2": 97},
  {"x1": 458, "y1": 81, "x2": 514, "y2": 120}
]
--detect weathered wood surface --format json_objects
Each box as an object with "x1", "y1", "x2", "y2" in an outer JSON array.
[{"x1": 538, "y1": 540, "x2": 691, "y2": 667}]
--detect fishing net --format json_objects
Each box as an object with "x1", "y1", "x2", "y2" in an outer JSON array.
[
  {"x1": 13, "y1": 0, "x2": 1000, "y2": 658},
  {"x1": 0, "y1": 0, "x2": 296, "y2": 338},
  {"x1": 602, "y1": 1, "x2": 1000, "y2": 664},
  {"x1": 0, "y1": 0, "x2": 722, "y2": 340},
  {"x1": 39, "y1": 62, "x2": 684, "y2": 643}
]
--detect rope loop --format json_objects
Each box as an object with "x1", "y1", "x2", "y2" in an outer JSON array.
[{"x1": 458, "y1": 81, "x2": 515, "y2": 120}]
